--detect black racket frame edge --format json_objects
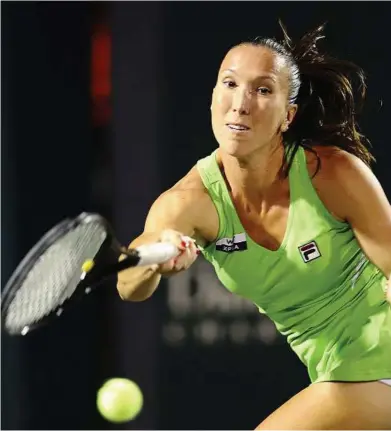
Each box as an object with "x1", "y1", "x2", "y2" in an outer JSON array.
[{"x1": 1, "y1": 212, "x2": 139, "y2": 335}]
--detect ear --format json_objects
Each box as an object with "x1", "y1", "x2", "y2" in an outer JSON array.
[{"x1": 281, "y1": 104, "x2": 298, "y2": 132}]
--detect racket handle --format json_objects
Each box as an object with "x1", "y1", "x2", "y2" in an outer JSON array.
[
  {"x1": 135, "y1": 242, "x2": 180, "y2": 266},
  {"x1": 81, "y1": 240, "x2": 185, "y2": 285}
]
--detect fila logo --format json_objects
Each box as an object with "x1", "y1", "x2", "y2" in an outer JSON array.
[
  {"x1": 216, "y1": 233, "x2": 247, "y2": 253},
  {"x1": 298, "y1": 241, "x2": 321, "y2": 263}
]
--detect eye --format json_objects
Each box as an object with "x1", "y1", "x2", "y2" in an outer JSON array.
[
  {"x1": 223, "y1": 80, "x2": 237, "y2": 89},
  {"x1": 257, "y1": 87, "x2": 271, "y2": 95}
]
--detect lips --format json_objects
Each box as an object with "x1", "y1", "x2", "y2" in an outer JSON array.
[{"x1": 226, "y1": 123, "x2": 250, "y2": 131}]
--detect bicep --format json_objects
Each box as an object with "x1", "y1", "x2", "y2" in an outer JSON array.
[{"x1": 143, "y1": 189, "x2": 197, "y2": 237}]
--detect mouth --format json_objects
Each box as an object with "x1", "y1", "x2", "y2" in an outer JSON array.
[{"x1": 226, "y1": 123, "x2": 250, "y2": 132}]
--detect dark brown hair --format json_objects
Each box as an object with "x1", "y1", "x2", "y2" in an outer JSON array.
[{"x1": 251, "y1": 21, "x2": 374, "y2": 176}]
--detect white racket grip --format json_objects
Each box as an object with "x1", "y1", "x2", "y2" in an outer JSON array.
[{"x1": 135, "y1": 242, "x2": 180, "y2": 266}]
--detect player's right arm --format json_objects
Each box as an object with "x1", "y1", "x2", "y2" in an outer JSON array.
[{"x1": 116, "y1": 168, "x2": 216, "y2": 302}]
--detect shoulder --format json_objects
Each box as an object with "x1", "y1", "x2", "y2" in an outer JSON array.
[
  {"x1": 304, "y1": 145, "x2": 381, "y2": 222},
  {"x1": 162, "y1": 165, "x2": 212, "y2": 207},
  {"x1": 149, "y1": 165, "x2": 218, "y2": 243},
  {"x1": 304, "y1": 145, "x2": 370, "y2": 180}
]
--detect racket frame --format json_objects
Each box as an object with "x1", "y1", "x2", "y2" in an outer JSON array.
[
  {"x1": 1, "y1": 212, "x2": 182, "y2": 336},
  {"x1": 1, "y1": 213, "x2": 121, "y2": 335}
]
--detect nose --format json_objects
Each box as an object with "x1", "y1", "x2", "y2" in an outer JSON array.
[{"x1": 232, "y1": 88, "x2": 251, "y2": 115}]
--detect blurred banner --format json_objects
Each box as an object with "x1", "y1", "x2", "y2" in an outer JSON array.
[{"x1": 164, "y1": 258, "x2": 281, "y2": 348}]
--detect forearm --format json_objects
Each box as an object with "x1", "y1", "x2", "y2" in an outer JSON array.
[
  {"x1": 117, "y1": 267, "x2": 161, "y2": 302},
  {"x1": 116, "y1": 185, "x2": 204, "y2": 301},
  {"x1": 116, "y1": 232, "x2": 162, "y2": 302}
]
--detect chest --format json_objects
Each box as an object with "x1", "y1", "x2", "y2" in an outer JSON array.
[
  {"x1": 231, "y1": 190, "x2": 290, "y2": 252},
  {"x1": 207, "y1": 219, "x2": 358, "y2": 316},
  {"x1": 204, "y1": 184, "x2": 357, "y2": 302}
]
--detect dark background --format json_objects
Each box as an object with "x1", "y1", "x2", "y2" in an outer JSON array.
[{"x1": 2, "y1": 2, "x2": 390, "y2": 430}]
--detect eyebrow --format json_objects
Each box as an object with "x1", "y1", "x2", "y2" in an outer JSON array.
[{"x1": 219, "y1": 68, "x2": 277, "y2": 83}]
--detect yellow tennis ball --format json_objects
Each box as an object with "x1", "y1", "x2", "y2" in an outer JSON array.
[{"x1": 96, "y1": 378, "x2": 143, "y2": 423}]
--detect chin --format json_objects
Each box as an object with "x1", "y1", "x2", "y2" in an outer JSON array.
[{"x1": 218, "y1": 140, "x2": 259, "y2": 159}]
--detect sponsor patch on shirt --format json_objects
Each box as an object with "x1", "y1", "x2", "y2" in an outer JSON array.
[{"x1": 216, "y1": 233, "x2": 247, "y2": 253}]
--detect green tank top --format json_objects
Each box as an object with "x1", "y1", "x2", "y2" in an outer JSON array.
[{"x1": 197, "y1": 146, "x2": 391, "y2": 383}]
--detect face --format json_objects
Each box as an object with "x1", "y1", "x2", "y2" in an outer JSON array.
[{"x1": 211, "y1": 44, "x2": 297, "y2": 159}]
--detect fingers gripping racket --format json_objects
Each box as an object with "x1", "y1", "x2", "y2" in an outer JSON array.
[{"x1": 1, "y1": 213, "x2": 180, "y2": 336}]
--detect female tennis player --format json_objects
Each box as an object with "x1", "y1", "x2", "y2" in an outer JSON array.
[{"x1": 117, "y1": 23, "x2": 391, "y2": 429}]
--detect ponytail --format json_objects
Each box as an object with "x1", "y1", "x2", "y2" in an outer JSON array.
[{"x1": 251, "y1": 22, "x2": 374, "y2": 176}]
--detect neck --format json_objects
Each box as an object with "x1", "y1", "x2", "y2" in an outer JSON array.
[{"x1": 218, "y1": 140, "x2": 286, "y2": 204}]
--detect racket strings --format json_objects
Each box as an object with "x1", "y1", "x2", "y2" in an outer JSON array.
[{"x1": 5, "y1": 222, "x2": 107, "y2": 333}]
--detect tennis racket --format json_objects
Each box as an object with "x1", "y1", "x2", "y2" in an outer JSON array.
[{"x1": 1, "y1": 212, "x2": 181, "y2": 336}]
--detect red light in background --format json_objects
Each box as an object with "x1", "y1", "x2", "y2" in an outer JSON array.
[{"x1": 91, "y1": 23, "x2": 111, "y2": 126}]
